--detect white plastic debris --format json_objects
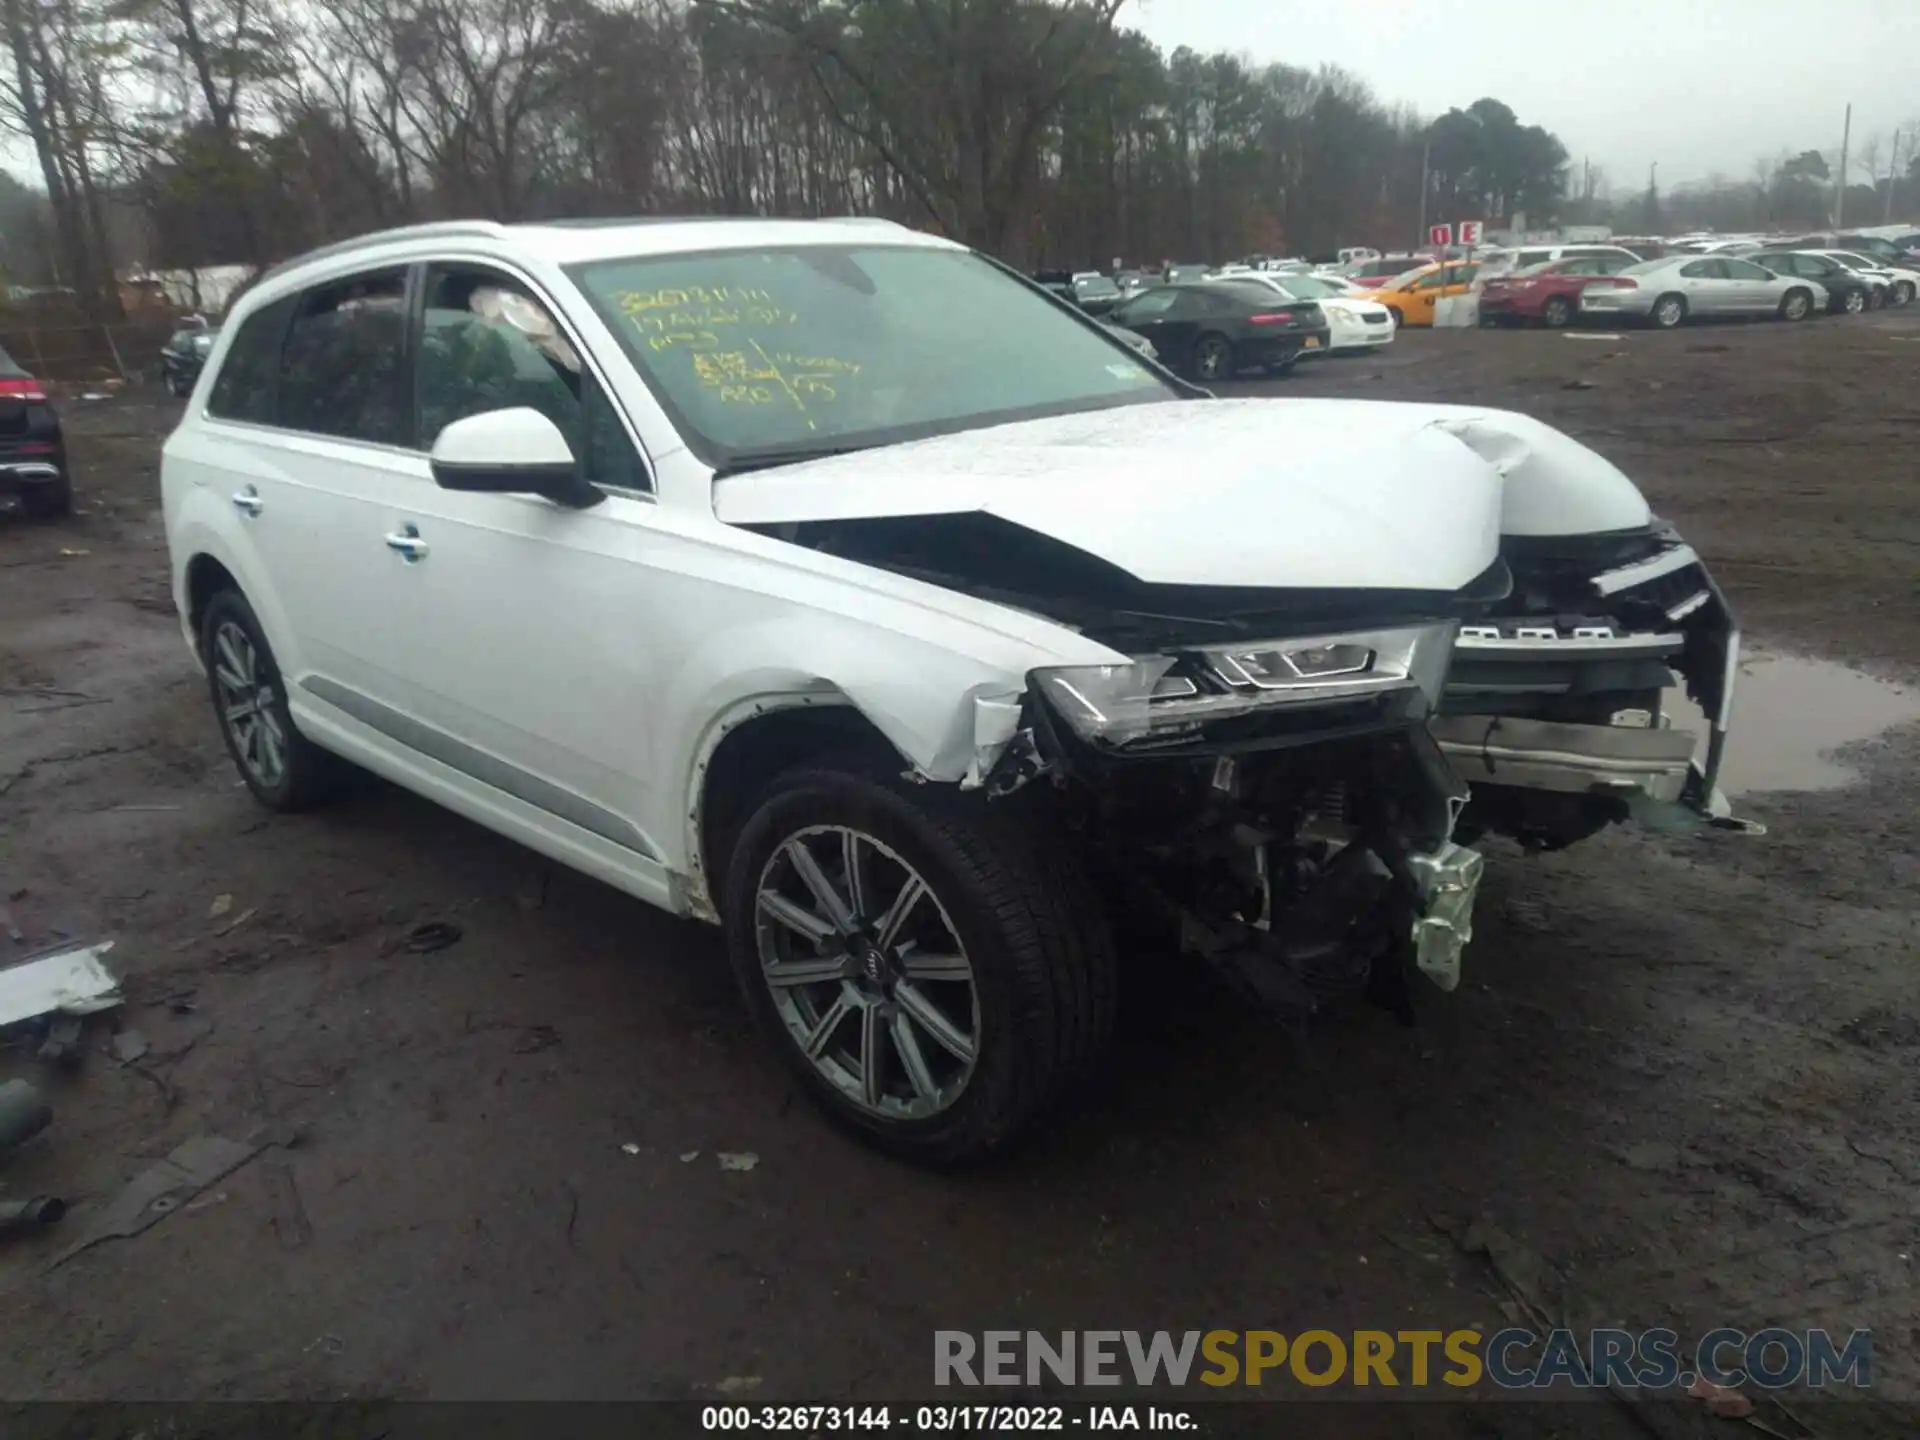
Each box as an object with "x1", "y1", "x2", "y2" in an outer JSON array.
[
  {"x1": 1564, "y1": 332, "x2": 1622, "y2": 341},
  {"x1": 717, "y1": 1152, "x2": 759, "y2": 1172},
  {"x1": 620, "y1": 1142, "x2": 641, "y2": 1156},
  {"x1": 0, "y1": 941, "x2": 122, "y2": 1028}
]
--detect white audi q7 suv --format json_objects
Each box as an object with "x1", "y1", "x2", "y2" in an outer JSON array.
[{"x1": 163, "y1": 217, "x2": 1744, "y2": 1163}]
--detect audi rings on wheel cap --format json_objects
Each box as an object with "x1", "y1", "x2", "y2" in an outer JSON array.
[{"x1": 754, "y1": 825, "x2": 979, "y2": 1120}]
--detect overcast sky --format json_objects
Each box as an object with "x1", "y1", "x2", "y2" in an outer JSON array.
[{"x1": 1129, "y1": 0, "x2": 1917, "y2": 192}]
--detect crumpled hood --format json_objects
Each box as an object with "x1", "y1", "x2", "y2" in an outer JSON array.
[
  {"x1": 715, "y1": 399, "x2": 1510, "y2": 592},
  {"x1": 1283, "y1": 399, "x2": 1652, "y2": 537}
]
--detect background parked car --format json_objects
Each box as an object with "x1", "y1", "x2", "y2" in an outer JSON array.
[
  {"x1": 160, "y1": 324, "x2": 220, "y2": 396},
  {"x1": 1580, "y1": 254, "x2": 1823, "y2": 328},
  {"x1": 1069, "y1": 273, "x2": 1125, "y2": 316},
  {"x1": 1366, "y1": 261, "x2": 1481, "y2": 326},
  {"x1": 1750, "y1": 251, "x2": 1880, "y2": 315},
  {"x1": 1476, "y1": 243, "x2": 1644, "y2": 283},
  {"x1": 1816, "y1": 251, "x2": 1916, "y2": 306},
  {"x1": 1338, "y1": 254, "x2": 1427, "y2": 287},
  {"x1": 1479, "y1": 254, "x2": 1643, "y2": 327},
  {"x1": 1106, "y1": 280, "x2": 1328, "y2": 380},
  {"x1": 1162, "y1": 263, "x2": 1210, "y2": 284},
  {"x1": 0, "y1": 343, "x2": 69, "y2": 518},
  {"x1": 1792, "y1": 232, "x2": 1920, "y2": 267},
  {"x1": 1218, "y1": 273, "x2": 1396, "y2": 352}
]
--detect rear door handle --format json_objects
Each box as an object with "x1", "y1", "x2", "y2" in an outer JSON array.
[
  {"x1": 231, "y1": 486, "x2": 263, "y2": 516},
  {"x1": 385, "y1": 524, "x2": 428, "y2": 562}
]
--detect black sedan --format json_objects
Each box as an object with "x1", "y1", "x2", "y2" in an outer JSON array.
[
  {"x1": 1106, "y1": 282, "x2": 1329, "y2": 382},
  {"x1": 0, "y1": 344, "x2": 68, "y2": 519},
  {"x1": 160, "y1": 324, "x2": 219, "y2": 396},
  {"x1": 1751, "y1": 251, "x2": 1878, "y2": 315}
]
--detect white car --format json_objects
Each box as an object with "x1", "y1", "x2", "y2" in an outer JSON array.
[
  {"x1": 1219, "y1": 273, "x2": 1396, "y2": 352},
  {"x1": 162, "y1": 217, "x2": 1745, "y2": 1163}
]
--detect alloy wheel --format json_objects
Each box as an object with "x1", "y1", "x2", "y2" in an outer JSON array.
[
  {"x1": 1193, "y1": 337, "x2": 1231, "y2": 380},
  {"x1": 1785, "y1": 294, "x2": 1809, "y2": 320},
  {"x1": 1844, "y1": 289, "x2": 1865, "y2": 315},
  {"x1": 1654, "y1": 298, "x2": 1683, "y2": 328},
  {"x1": 211, "y1": 620, "x2": 288, "y2": 788},
  {"x1": 754, "y1": 825, "x2": 979, "y2": 1120}
]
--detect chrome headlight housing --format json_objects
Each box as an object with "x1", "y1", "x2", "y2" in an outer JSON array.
[{"x1": 1032, "y1": 622, "x2": 1458, "y2": 749}]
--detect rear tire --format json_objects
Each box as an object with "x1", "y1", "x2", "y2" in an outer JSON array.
[
  {"x1": 1650, "y1": 294, "x2": 1687, "y2": 329},
  {"x1": 1188, "y1": 332, "x2": 1234, "y2": 382},
  {"x1": 1541, "y1": 295, "x2": 1574, "y2": 328},
  {"x1": 1895, "y1": 280, "x2": 1915, "y2": 306},
  {"x1": 722, "y1": 759, "x2": 1118, "y2": 1166},
  {"x1": 200, "y1": 588, "x2": 343, "y2": 812},
  {"x1": 1779, "y1": 289, "x2": 1813, "y2": 321}
]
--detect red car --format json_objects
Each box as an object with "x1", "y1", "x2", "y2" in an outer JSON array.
[{"x1": 1479, "y1": 254, "x2": 1641, "y2": 327}]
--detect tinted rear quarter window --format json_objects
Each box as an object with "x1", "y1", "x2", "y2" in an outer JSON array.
[
  {"x1": 207, "y1": 297, "x2": 294, "y2": 424},
  {"x1": 277, "y1": 271, "x2": 410, "y2": 445}
]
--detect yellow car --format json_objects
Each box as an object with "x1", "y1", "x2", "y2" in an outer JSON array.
[{"x1": 1370, "y1": 261, "x2": 1481, "y2": 326}]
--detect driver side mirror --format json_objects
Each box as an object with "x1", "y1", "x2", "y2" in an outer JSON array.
[{"x1": 429, "y1": 407, "x2": 605, "y2": 510}]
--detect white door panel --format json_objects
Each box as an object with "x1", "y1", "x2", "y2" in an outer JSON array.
[{"x1": 361, "y1": 486, "x2": 669, "y2": 859}]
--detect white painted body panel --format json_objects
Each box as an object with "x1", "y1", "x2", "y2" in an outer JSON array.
[{"x1": 162, "y1": 217, "x2": 1673, "y2": 927}]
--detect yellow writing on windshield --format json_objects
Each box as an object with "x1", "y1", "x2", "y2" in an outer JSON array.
[
  {"x1": 688, "y1": 340, "x2": 864, "y2": 430},
  {"x1": 617, "y1": 285, "x2": 774, "y2": 314}
]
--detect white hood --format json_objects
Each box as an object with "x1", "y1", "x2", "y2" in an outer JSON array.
[
  {"x1": 1293, "y1": 400, "x2": 1652, "y2": 537},
  {"x1": 715, "y1": 400, "x2": 1507, "y2": 592}
]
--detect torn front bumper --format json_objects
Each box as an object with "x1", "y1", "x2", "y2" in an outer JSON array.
[{"x1": 1439, "y1": 533, "x2": 1746, "y2": 829}]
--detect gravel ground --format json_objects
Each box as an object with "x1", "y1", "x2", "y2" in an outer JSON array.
[{"x1": 2, "y1": 309, "x2": 1918, "y2": 1436}]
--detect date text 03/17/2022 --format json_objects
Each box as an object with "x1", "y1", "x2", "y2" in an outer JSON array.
[{"x1": 701, "y1": 1405, "x2": 1196, "y2": 1432}]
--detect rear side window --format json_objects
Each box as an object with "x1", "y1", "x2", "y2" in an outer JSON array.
[
  {"x1": 206, "y1": 298, "x2": 294, "y2": 425},
  {"x1": 1516, "y1": 250, "x2": 1552, "y2": 267},
  {"x1": 1680, "y1": 260, "x2": 1726, "y2": 279},
  {"x1": 277, "y1": 271, "x2": 409, "y2": 445}
]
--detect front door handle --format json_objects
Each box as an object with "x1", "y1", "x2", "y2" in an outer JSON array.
[
  {"x1": 231, "y1": 486, "x2": 263, "y2": 517},
  {"x1": 385, "y1": 524, "x2": 429, "y2": 562}
]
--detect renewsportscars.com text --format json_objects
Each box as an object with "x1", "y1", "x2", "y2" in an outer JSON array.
[{"x1": 934, "y1": 1328, "x2": 1873, "y2": 1391}]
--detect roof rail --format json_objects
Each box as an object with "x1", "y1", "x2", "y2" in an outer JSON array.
[{"x1": 253, "y1": 220, "x2": 512, "y2": 288}]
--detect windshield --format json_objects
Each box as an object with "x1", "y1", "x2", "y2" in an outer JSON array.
[
  {"x1": 1268, "y1": 275, "x2": 1337, "y2": 299},
  {"x1": 571, "y1": 246, "x2": 1175, "y2": 467}
]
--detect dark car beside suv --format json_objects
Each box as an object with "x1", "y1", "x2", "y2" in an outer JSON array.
[
  {"x1": 160, "y1": 324, "x2": 220, "y2": 396},
  {"x1": 0, "y1": 344, "x2": 68, "y2": 518},
  {"x1": 1750, "y1": 251, "x2": 1878, "y2": 315},
  {"x1": 1107, "y1": 280, "x2": 1329, "y2": 381}
]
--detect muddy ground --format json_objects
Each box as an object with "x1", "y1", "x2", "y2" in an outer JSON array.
[{"x1": 2, "y1": 311, "x2": 1918, "y2": 1436}]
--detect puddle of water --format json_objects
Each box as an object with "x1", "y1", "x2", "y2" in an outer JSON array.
[{"x1": 1668, "y1": 654, "x2": 1920, "y2": 795}]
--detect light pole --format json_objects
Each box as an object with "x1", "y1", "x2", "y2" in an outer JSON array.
[{"x1": 1416, "y1": 134, "x2": 1431, "y2": 251}]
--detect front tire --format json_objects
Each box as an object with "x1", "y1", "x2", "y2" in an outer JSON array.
[
  {"x1": 1650, "y1": 294, "x2": 1687, "y2": 329},
  {"x1": 1189, "y1": 333, "x2": 1234, "y2": 382},
  {"x1": 1895, "y1": 280, "x2": 1915, "y2": 306},
  {"x1": 722, "y1": 760, "x2": 1117, "y2": 1165},
  {"x1": 1841, "y1": 288, "x2": 1866, "y2": 316},
  {"x1": 200, "y1": 589, "x2": 342, "y2": 812},
  {"x1": 1779, "y1": 289, "x2": 1812, "y2": 321}
]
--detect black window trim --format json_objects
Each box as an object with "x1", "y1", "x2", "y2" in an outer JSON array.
[
  {"x1": 414, "y1": 252, "x2": 656, "y2": 498},
  {"x1": 272, "y1": 262, "x2": 417, "y2": 451},
  {"x1": 199, "y1": 253, "x2": 655, "y2": 498}
]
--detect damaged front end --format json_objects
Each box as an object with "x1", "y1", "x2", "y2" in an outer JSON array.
[
  {"x1": 978, "y1": 621, "x2": 1487, "y2": 1014},
  {"x1": 1435, "y1": 524, "x2": 1757, "y2": 850}
]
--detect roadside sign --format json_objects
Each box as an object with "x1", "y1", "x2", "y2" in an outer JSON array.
[
  {"x1": 1429, "y1": 224, "x2": 1452, "y2": 247},
  {"x1": 1457, "y1": 220, "x2": 1483, "y2": 246}
]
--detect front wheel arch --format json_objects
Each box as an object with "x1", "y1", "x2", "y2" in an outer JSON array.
[{"x1": 691, "y1": 701, "x2": 905, "y2": 919}]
